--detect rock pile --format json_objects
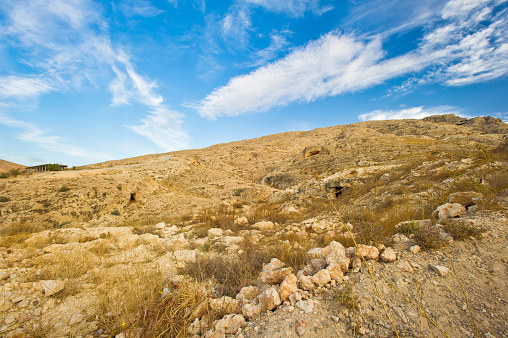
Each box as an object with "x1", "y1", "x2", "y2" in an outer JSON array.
[{"x1": 186, "y1": 240, "x2": 405, "y2": 337}]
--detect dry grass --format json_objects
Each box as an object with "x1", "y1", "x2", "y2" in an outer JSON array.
[
  {"x1": 184, "y1": 240, "x2": 265, "y2": 297},
  {"x1": 0, "y1": 221, "x2": 45, "y2": 248},
  {"x1": 95, "y1": 267, "x2": 207, "y2": 337}
]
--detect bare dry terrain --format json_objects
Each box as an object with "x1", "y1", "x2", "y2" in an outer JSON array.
[{"x1": 0, "y1": 115, "x2": 507, "y2": 338}]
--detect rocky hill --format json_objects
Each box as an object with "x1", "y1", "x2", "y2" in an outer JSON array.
[{"x1": 0, "y1": 115, "x2": 506, "y2": 337}]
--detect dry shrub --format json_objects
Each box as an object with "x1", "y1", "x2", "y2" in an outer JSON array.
[
  {"x1": 265, "y1": 239, "x2": 315, "y2": 273},
  {"x1": 95, "y1": 267, "x2": 207, "y2": 337},
  {"x1": 197, "y1": 205, "x2": 237, "y2": 232},
  {"x1": 0, "y1": 221, "x2": 45, "y2": 248},
  {"x1": 333, "y1": 282, "x2": 358, "y2": 311},
  {"x1": 184, "y1": 243, "x2": 264, "y2": 297},
  {"x1": 441, "y1": 219, "x2": 485, "y2": 240},
  {"x1": 412, "y1": 225, "x2": 444, "y2": 250},
  {"x1": 343, "y1": 200, "x2": 430, "y2": 246},
  {"x1": 37, "y1": 248, "x2": 97, "y2": 281},
  {"x1": 488, "y1": 138, "x2": 508, "y2": 161}
]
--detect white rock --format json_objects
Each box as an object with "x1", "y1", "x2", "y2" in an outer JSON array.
[
  {"x1": 234, "y1": 217, "x2": 249, "y2": 226},
  {"x1": 207, "y1": 228, "x2": 223, "y2": 237},
  {"x1": 430, "y1": 265, "x2": 449, "y2": 277},
  {"x1": 312, "y1": 269, "x2": 331, "y2": 287},
  {"x1": 242, "y1": 303, "x2": 262, "y2": 319},
  {"x1": 380, "y1": 248, "x2": 397, "y2": 262},
  {"x1": 295, "y1": 299, "x2": 314, "y2": 314},
  {"x1": 258, "y1": 286, "x2": 281, "y2": 311},
  {"x1": 40, "y1": 280, "x2": 64, "y2": 296},
  {"x1": 432, "y1": 203, "x2": 466, "y2": 221},
  {"x1": 252, "y1": 221, "x2": 275, "y2": 231},
  {"x1": 262, "y1": 258, "x2": 285, "y2": 271},
  {"x1": 214, "y1": 314, "x2": 246, "y2": 334},
  {"x1": 409, "y1": 245, "x2": 421, "y2": 254},
  {"x1": 299, "y1": 276, "x2": 315, "y2": 291},
  {"x1": 279, "y1": 274, "x2": 298, "y2": 302}
]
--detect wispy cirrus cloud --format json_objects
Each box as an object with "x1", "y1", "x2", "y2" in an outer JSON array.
[
  {"x1": 0, "y1": 113, "x2": 106, "y2": 159},
  {"x1": 358, "y1": 106, "x2": 465, "y2": 121},
  {"x1": 116, "y1": 0, "x2": 165, "y2": 18},
  {"x1": 0, "y1": 0, "x2": 188, "y2": 152},
  {"x1": 192, "y1": 0, "x2": 508, "y2": 119}
]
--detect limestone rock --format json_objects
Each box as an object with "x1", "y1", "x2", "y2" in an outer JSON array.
[
  {"x1": 326, "y1": 263, "x2": 344, "y2": 283},
  {"x1": 356, "y1": 245, "x2": 379, "y2": 261},
  {"x1": 40, "y1": 279, "x2": 65, "y2": 296},
  {"x1": 236, "y1": 286, "x2": 259, "y2": 303},
  {"x1": 432, "y1": 203, "x2": 466, "y2": 220},
  {"x1": 299, "y1": 276, "x2": 315, "y2": 291},
  {"x1": 210, "y1": 296, "x2": 241, "y2": 315},
  {"x1": 309, "y1": 259, "x2": 327, "y2": 273},
  {"x1": 260, "y1": 267, "x2": 293, "y2": 285},
  {"x1": 430, "y1": 265, "x2": 449, "y2": 277},
  {"x1": 312, "y1": 269, "x2": 331, "y2": 287},
  {"x1": 409, "y1": 245, "x2": 421, "y2": 254},
  {"x1": 295, "y1": 299, "x2": 314, "y2": 313},
  {"x1": 380, "y1": 248, "x2": 397, "y2": 262},
  {"x1": 279, "y1": 273, "x2": 298, "y2": 301},
  {"x1": 305, "y1": 247, "x2": 324, "y2": 263},
  {"x1": 173, "y1": 249, "x2": 197, "y2": 263},
  {"x1": 448, "y1": 191, "x2": 482, "y2": 207},
  {"x1": 207, "y1": 228, "x2": 223, "y2": 237},
  {"x1": 43, "y1": 244, "x2": 66, "y2": 253},
  {"x1": 234, "y1": 217, "x2": 249, "y2": 226},
  {"x1": 252, "y1": 221, "x2": 275, "y2": 231},
  {"x1": 214, "y1": 314, "x2": 246, "y2": 334},
  {"x1": 258, "y1": 286, "x2": 281, "y2": 311},
  {"x1": 262, "y1": 258, "x2": 285, "y2": 271},
  {"x1": 242, "y1": 303, "x2": 262, "y2": 319}
]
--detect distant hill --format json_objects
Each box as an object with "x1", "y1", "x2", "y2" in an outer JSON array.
[{"x1": 0, "y1": 159, "x2": 25, "y2": 173}]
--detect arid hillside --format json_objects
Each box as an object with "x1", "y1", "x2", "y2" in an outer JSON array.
[
  {"x1": 0, "y1": 115, "x2": 507, "y2": 338},
  {"x1": 0, "y1": 160, "x2": 24, "y2": 175}
]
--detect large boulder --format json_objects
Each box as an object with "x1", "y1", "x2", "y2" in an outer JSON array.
[{"x1": 433, "y1": 203, "x2": 466, "y2": 220}]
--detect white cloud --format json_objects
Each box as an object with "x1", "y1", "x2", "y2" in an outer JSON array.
[
  {"x1": 245, "y1": 0, "x2": 332, "y2": 17},
  {"x1": 358, "y1": 106, "x2": 464, "y2": 121},
  {"x1": 245, "y1": 30, "x2": 292, "y2": 67},
  {"x1": 0, "y1": 0, "x2": 188, "y2": 152},
  {"x1": 118, "y1": 0, "x2": 165, "y2": 18},
  {"x1": 0, "y1": 76, "x2": 53, "y2": 99},
  {"x1": 192, "y1": 33, "x2": 427, "y2": 119},
  {"x1": 127, "y1": 106, "x2": 188, "y2": 150},
  {"x1": 193, "y1": 0, "x2": 508, "y2": 118},
  {"x1": 0, "y1": 113, "x2": 105, "y2": 159}
]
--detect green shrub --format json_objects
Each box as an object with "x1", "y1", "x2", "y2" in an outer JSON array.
[
  {"x1": 0, "y1": 196, "x2": 10, "y2": 203},
  {"x1": 47, "y1": 163, "x2": 62, "y2": 171}
]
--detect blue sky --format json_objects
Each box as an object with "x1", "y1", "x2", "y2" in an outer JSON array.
[{"x1": 0, "y1": 0, "x2": 507, "y2": 166}]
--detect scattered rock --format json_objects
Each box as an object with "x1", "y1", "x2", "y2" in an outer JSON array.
[
  {"x1": 259, "y1": 267, "x2": 293, "y2": 285},
  {"x1": 299, "y1": 276, "x2": 316, "y2": 291},
  {"x1": 262, "y1": 258, "x2": 285, "y2": 271},
  {"x1": 208, "y1": 228, "x2": 223, "y2": 237},
  {"x1": 40, "y1": 280, "x2": 65, "y2": 296},
  {"x1": 258, "y1": 287, "x2": 281, "y2": 311},
  {"x1": 356, "y1": 245, "x2": 379, "y2": 261},
  {"x1": 214, "y1": 314, "x2": 246, "y2": 334},
  {"x1": 252, "y1": 221, "x2": 275, "y2": 231},
  {"x1": 312, "y1": 269, "x2": 331, "y2": 287},
  {"x1": 433, "y1": 203, "x2": 466, "y2": 221},
  {"x1": 295, "y1": 299, "x2": 314, "y2": 314},
  {"x1": 409, "y1": 245, "x2": 421, "y2": 254},
  {"x1": 430, "y1": 265, "x2": 450, "y2": 277},
  {"x1": 234, "y1": 217, "x2": 249, "y2": 226},
  {"x1": 279, "y1": 274, "x2": 298, "y2": 301},
  {"x1": 380, "y1": 248, "x2": 397, "y2": 262},
  {"x1": 295, "y1": 318, "x2": 308, "y2": 336}
]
